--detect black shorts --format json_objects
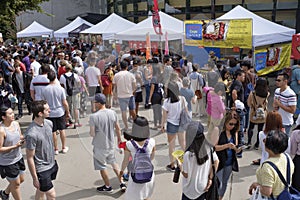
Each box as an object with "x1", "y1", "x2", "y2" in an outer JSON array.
[
  {"x1": 37, "y1": 161, "x2": 59, "y2": 192},
  {"x1": 135, "y1": 91, "x2": 143, "y2": 103},
  {"x1": 0, "y1": 158, "x2": 26, "y2": 179},
  {"x1": 47, "y1": 115, "x2": 66, "y2": 132}
]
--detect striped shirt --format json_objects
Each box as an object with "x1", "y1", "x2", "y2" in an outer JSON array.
[{"x1": 274, "y1": 87, "x2": 296, "y2": 125}]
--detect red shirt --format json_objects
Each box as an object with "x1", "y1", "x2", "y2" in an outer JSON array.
[{"x1": 58, "y1": 67, "x2": 66, "y2": 80}]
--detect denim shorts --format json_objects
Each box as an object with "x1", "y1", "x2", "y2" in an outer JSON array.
[
  {"x1": 118, "y1": 96, "x2": 135, "y2": 111},
  {"x1": 167, "y1": 122, "x2": 179, "y2": 134}
]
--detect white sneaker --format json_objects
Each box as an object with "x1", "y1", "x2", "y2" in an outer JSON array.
[
  {"x1": 54, "y1": 150, "x2": 59, "y2": 155},
  {"x1": 61, "y1": 146, "x2": 69, "y2": 154}
]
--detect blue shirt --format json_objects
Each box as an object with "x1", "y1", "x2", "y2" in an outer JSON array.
[
  {"x1": 180, "y1": 87, "x2": 194, "y2": 112},
  {"x1": 225, "y1": 137, "x2": 234, "y2": 166},
  {"x1": 290, "y1": 65, "x2": 300, "y2": 94}
]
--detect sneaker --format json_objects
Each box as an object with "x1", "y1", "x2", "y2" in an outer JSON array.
[
  {"x1": 74, "y1": 123, "x2": 82, "y2": 129},
  {"x1": 120, "y1": 183, "x2": 127, "y2": 192},
  {"x1": 166, "y1": 164, "x2": 176, "y2": 172},
  {"x1": 96, "y1": 185, "x2": 113, "y2": 193},
  {"x1": 54, "y1": 150, "x2": 59, "y2": 155},
  {"x1": 122, "y1": 173, "x2": 129, "y2": 181},
  {"x1": 61, "y1": 147, "x2": 69, "y2": 154},
  {"x1": 0, "y1": 190, "x2": 9, "y2": 200},
  {"x1": 127, "y1": 117, "x2": 133, "y2": 123}
]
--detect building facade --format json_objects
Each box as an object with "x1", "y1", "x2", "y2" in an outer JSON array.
[
  {"x1": 108, "y1": 0, "x2": 299, "y2": 31},
  {"x1": 16, "y1": 0, "x2": 299, "y2": 32}
]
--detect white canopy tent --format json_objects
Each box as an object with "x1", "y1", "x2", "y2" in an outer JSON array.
[
  {"x1": 54, "y1": 16, "x2": 93, "y2": 38},
  {"x1": 217, "y1": 5, "x2": 295, "y2": 47},
  {"x1": 17, "y1": 21, "x2": 53, "y2": 38},
  {"x1": 115, "y1": 11, "x2": 184, "y2": 41},
  {"x1": 80, "y1": 13, "x2": 135, "y2": 40}
]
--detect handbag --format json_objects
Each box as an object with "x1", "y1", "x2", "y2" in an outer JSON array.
[
  {"x1": 250, "y1": 187, "x2": 269, "y2": 200},
  {"x1": 206, "y1": 148, "x2": 220, "y2": 200},
  {"x1": 179, "y1": 96, "x2": 192, "y2": 130},
  {"x1": 195, "y1": 76, "x2": 202, "y2": 99}
]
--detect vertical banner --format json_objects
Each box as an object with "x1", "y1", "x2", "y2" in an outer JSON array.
[
  {"x1": 146, "y1": 33, "x2": 151, "y2": 60},
  {"x1": 164, "y1": 31, "x2": 169, "y2": 55},
  {"x1": 255, "y1": 43, "x2": 292, "y2": 76},
  {"x1": 152, "y1": 0, "x2": 162, "y2": 35}
]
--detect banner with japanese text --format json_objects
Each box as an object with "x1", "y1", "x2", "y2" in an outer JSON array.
[
  {"x1": 184, "y1": 19, "x2": 252, "y2": 49},
  {"x1": 254, "y1": 43, "x2": 291, "y2": 76}
]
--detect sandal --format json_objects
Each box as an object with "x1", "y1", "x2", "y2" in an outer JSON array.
[{"x1": 251, "y1": 159, "x2": 261, "y2": 165}]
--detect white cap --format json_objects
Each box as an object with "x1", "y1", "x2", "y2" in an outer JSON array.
[
  {"x1": 235, "y1": 100, "x2": 245, "y2": 110},
  {"x1": 13, "y1": 52, "x2": 19, "y2": 58}
]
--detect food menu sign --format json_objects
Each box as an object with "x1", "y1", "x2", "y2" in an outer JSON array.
[{"x1": 184, "y1": 19, "x2": 252, "y2": 49}]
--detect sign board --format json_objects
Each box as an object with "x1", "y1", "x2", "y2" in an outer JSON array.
[
  {"x1": 255, "y1": 43, "x2": 291, "y2": 76},
  {"x1": 184, "y1": 19, "x2": 252, "y2": 49}
]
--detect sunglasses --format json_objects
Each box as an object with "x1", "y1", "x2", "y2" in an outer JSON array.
[
  {"x1": 276, "y1": 79, "x2": 282, "y2": 82},
  {"x1": 228, "y1": 123, "x2": 237, "y2": 126}
]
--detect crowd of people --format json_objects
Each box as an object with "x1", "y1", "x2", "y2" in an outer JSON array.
[{"x1": 0, "y1": 40, "x2": 299, "y2": 200}]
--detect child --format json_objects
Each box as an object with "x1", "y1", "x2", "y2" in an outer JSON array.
[{"x1": 119, "y1": 116, "x2": 156, "y2": 200}]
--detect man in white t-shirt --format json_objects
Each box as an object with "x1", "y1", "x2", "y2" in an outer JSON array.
[
  {"x1": 113, "y1": 61, "x2": 136, "y2": 130},
  {"x1": 273, "y1": 72, "x2": 297, "y2": 136},
  {"x1": 29, "y1": 55, "x2": 41, "y2": 77},
  {"x1": 85, "y1": 64, "x2": 103, "y2": 113},
  {"x1": 30, "y1": 65, "x2": 50, "y2": 101}
]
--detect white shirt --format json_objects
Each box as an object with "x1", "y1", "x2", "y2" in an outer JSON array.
[
  {"x1": 30, "y1": 60, "x2": 41, "y2": 77},
  {"x1": 274, "y1": 87, "x2": 297, "y2": 125},
  {"x1": 59, "y1": 72, "x2": 80, "y2": 96},
  {"x1": 85, "y1": 66, "x2": 101, "y2": 87},
  {"x1": 162, "y1": 96, "x2": 187, "y2": 126},
  {"x1": 182, "y1": 150, "x2": 218, "y2": 199},
  {"x1": 113, "y1": 70, "x2": 136, "y2": 98},
  {"x1": 259, "y1": 131, "x2": 269, "y2": 165}
]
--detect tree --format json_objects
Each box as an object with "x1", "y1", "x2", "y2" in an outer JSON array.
[{"x1": 0, "y1": 0, "x2": 49, "y2": 41}]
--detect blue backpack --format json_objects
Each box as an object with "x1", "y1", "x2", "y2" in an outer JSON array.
[
  {"x1": 130, "y1": 139, "x2": 154, "y2": 184},
  {"x1": 264, "y1": 154, "x2": 300, "y2": 200}
]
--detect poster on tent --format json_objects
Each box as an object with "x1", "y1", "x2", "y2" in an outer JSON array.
[
  {"x1": 184, "y1": 19, "x2": 252, "y2": 49},
  {"x1": 254, "y1": 43, "x2": 291, "y2": 76}
]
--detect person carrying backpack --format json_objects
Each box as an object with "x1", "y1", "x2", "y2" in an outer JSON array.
[
  {"x1": 59, "y1": 64, "x2": 81, "y2": 128},
  {"x1": 249, "y1": 130, "x2": 296, "y2": 200},
  {"x1": 246, "y1": 78, "x2": 269, "y2": 150},
  {"x1": 119, "y1": 116, "x2": 156, "y2": 200}
]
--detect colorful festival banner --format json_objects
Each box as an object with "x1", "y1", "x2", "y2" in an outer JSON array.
[
  {"x1": 184, "y1": 19, "x2": 252, "y2": 49},
  {"x1": 254, "y1": 43, "x2": 291, "y2": 76}
]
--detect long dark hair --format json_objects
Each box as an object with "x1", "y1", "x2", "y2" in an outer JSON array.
[
  {"x1": 167, "y1": 81, "x2": 179, "y2": 103},
  {"x1": 255, "y1": 77, "x2": 268, "y2": 98},
  {"x1": 0, "y1": 106, "x2": 9, "y2": 122},
  {"x1": 186, "y1": 122, "x2": 209, "y2": 165}
]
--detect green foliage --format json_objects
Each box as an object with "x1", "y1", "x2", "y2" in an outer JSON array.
[{"x1": 0, "y1": 0, "x2": 49, "y2": 41}]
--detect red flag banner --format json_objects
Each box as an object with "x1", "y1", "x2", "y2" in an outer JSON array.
[
  {"x1": 152, "y1": 0, "x2": 162, "y2": 35},
  {"x1": 164, "y1": 31, "x2": 169, "y2": 55},
  {"x1": 292, "y1": 34, "x2": 300, "y2": 60}
]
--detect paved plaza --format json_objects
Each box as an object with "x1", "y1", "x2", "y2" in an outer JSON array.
[{"x1": 0, "y1": 78, "x2": 279, "y2": 200}]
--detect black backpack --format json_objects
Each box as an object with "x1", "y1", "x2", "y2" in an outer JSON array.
[{"x1": 64, "y1": 73, "x2": 80, "y2": 96}]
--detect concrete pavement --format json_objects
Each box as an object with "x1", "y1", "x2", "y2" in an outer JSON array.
[{"x1": 0, "y1": 104, "x2": 263, "y2": 200}]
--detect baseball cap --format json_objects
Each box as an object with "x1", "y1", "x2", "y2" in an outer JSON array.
[{"x1": 94, "y1": 93, "x2": 106, "y2": 105}]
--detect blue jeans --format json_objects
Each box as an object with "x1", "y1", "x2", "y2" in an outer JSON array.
[
  {"x1": 145, "y1": 83, "x2": 151, "y2": 105},
  {"x1": 283, "y1": 124, "x2": 292, "y2": 137},
  {"x1": 216, "y1": 165, "x2": 232, "y2": 197}
]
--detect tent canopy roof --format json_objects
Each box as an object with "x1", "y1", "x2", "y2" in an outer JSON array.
[
  {"x1": 80, "y1": 13, "x2": 135, "y2": 40},
  {"x1": 17, "y1": 21, "x2": 53, "y2": 38},
  {"x1": 217, "y1": 5, "x2": 295, "y2": 47},
  {"x1": 115, "y1": 11, "x2": 184, "y2": 41},
  {"x1": 54, "y1": 16, "x2": 93, "y2": 38}
]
